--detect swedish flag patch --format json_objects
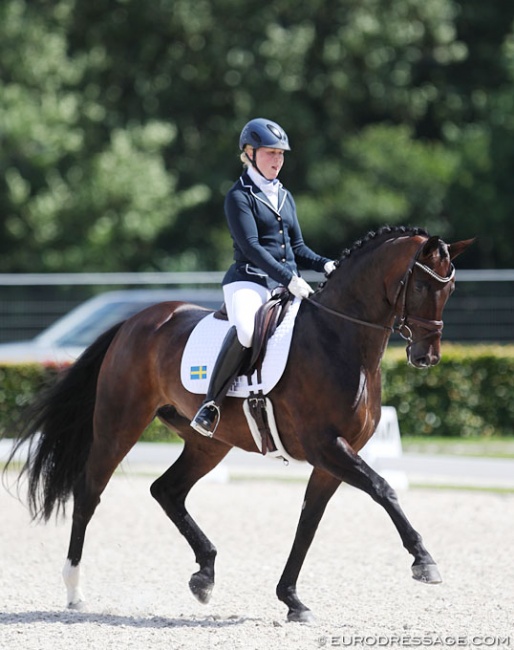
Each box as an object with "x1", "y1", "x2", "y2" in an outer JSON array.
[{"x1": 190, "y1": 365, "x2": 207, "y2": 380}]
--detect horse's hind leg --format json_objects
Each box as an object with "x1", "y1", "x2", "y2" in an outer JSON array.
[
  {"x1": 63, "y1": 409, "x2": 153, "y2": 608},
  {"x1": 150, "y1": 436, "x2": 231, "y2": 605},
  {"x1": 63, "y1": 472, "x2": 102, "y2": 609}
]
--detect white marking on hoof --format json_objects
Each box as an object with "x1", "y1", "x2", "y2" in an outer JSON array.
[{"x1": 63, "y1": 559, "x2": 86, "y2": 609}]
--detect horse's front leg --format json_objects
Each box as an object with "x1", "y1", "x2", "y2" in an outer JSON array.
[
  {"x1": 314, "y1": 435, "x2": 442, "y2": 584},
  {"x1": 150, "y1": 436, "x2": 231, "y2": 605},
  {"x1": 277, "y1": 468, "x2": 342, "y2": 623}
]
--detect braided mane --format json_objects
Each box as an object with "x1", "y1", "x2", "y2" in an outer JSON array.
[
  {"x1": 336, "y1": 226, "x2": 429, "y2": 264},
  {"x1": 316, "y1": 226, "x2": 429, "y2": 291}
]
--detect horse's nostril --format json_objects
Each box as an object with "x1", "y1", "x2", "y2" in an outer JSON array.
[{"x1": 420, "y1": 354, "x2": 440, "y2": 367}]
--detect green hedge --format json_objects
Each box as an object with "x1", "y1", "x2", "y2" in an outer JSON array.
[
  {"x1": 382, "y1": 345, "x2": 514, "y2": 438},
  {"x1": 1, "y1": 345, "x2": 514, "y2": 440},
  {"x1": 0, "y1": 363, "x2": 178, "y2": 442},
  {"x1": 0, "y1": 364, "x2": 57, "y2": 436}
]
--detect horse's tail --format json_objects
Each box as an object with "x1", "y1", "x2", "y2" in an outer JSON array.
[{"x1": 6, "y1": 322, "x2": 124, "y2": 522}]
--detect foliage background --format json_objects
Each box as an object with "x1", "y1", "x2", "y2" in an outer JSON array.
[
  {"x1": 382, "y1": 345, "x2": 514, "y2": 438},
  {"x1": 1, "y1": 0, "x2": 513, "y2": 274},
  {"x1": 1, "y1": 346, "x2": 513, "y2": 439}
]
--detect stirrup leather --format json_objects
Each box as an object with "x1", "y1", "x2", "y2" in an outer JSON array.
[{"x1": 190, "y1": 400, "x2": 220, "y2": 437}]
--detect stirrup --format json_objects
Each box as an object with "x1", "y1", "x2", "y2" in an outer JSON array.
[{"x1": 190, "y1": 401, "x2": 220, "y2": 437}]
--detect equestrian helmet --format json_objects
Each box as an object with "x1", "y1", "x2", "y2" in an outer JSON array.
[{"x1": 239, "y1": 118, "x2": 291, "y2": 151}]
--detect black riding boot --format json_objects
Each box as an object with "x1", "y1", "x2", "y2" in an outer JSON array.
[{"x1": 190, "y1": 326, "x2": 249, "y2": 436}]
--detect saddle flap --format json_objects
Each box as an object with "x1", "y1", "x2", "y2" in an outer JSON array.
[{"x1": 249, "y1": 289, "x2": 293, "y2": 370}]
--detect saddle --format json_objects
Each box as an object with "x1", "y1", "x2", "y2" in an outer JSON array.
[
  {"x1": 213, "y1": 288, "x2": 294, "y2": 456},
  {"x1": 213, "y1": 288, "x2": 294, "y2": 373}
]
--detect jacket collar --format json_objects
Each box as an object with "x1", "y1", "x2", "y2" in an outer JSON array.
[{"x1": 239, "y1": 171, "x2": 288, "y2": 215}]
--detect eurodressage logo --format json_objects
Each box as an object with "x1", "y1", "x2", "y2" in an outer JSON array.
[
  {"x1": 190, "y1": 365, "x2": 208, "y2": 380},
  {"x1": 316, "y1": 635, "x2": 512, "y2": 647}
]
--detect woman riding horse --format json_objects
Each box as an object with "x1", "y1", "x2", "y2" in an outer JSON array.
[
  {"x1": 4, "y1": 224, "x2": 473, "y2": 621},
  {"x1": 191, "y1": 118, "x2": 335, "y2": 436}
]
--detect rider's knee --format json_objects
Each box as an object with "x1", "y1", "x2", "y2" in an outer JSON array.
[{"x1": 235, "y1": 325, "x2": 253, "y2": 348}]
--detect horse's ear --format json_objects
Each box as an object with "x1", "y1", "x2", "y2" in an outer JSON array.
[
  {"x1": 421, "y1": 236, "x2": 443, "y2": 258},
  {"x1": 448, "y1": 238, "x2": 476, "y2": 261}
]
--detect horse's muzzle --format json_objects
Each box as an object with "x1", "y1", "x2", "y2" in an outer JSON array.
[
  {"x1": 407, "y1": 342, "x2": 441, "y2": 368},
  {"x1": 400, "y1": 314, "x2": 444, "y2": 369}
]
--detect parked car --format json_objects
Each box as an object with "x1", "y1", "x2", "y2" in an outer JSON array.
[{"x1": 0, "y1": 289, "x2": 223, "y2": 365}]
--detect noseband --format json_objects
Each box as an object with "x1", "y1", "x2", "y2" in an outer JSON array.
[{"x1": 307, "y1": 244, "x2": 455, "y2": 348}]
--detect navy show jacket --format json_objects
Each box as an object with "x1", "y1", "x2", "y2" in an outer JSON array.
[{"x1": 222, "y1": 172, "x2": 329, "y2": 290}]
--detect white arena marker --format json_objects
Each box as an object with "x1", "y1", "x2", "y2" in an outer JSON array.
[{"x1": 360, "y1": 406, "x2": 409, "y2": 490}]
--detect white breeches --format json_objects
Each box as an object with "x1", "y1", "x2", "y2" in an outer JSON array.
[{"x1": 223, "y1": 281, "x2": 271, "y2": 348}]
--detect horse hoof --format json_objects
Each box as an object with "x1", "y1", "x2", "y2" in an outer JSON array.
[
  {"x1": 67, "y1": 599, "x2": 86, "y2": 611},
  {"x1": 189, "y1": 572, "x2": 214, "y2": 604},
  {"x1": 411, "y1": 564, "x2": 442, "y2": 584},
  {"x1": 287, "y1": 608, "x2": 316, "y2": 625}
]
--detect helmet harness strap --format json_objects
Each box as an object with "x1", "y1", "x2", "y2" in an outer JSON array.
[{"x1": 244, "y1": 149, "x2": 269, "y2": 180}]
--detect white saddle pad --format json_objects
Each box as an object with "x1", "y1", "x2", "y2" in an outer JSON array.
[{"x1": 180, "y1": 298, "x2": 301, "y2": 398}]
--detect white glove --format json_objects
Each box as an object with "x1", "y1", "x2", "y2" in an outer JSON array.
[
  {"x1": 288, "y1": 275, "x2": 314, "y2": 299},
  {"x1": 324, "y1": 260, "x2": 337, "y2": 276}
]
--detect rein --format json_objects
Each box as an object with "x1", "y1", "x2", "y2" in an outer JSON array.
[
  {"x1": 307, "y1": 249, "x2": 456, "y2": 346},
  {"x1": 306, "y1": 301, "x2": 394, "y2": 333}
]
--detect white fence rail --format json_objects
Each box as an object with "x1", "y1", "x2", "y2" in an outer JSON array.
[
  {"x1": 0, "y1": 270, "x2": 513, "y2": 343},
  {"x1": 1, "y1": 269, "x2": 513, "y2": 285}
]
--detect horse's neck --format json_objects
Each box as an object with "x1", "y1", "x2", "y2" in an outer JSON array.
[
  {"x1": 314, "y1": 258, "x2": 396, "y2": 368},
  {"x1": 320, "y1": 266, "x2": 393, "y2": 328}
]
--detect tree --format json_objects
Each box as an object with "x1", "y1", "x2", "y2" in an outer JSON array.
[
  {"x1": 0, "y1": 0, "x2": 208, "y2": 272},
  {"x1": 1, "y1": 0, "x2": 514, "y2": 272}
]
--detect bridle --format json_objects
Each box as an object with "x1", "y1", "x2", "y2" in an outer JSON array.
[
  {"x1": 307, "y1": 243, "x2": 455, "y2": 348},
  {"x1": 395, "y1": 259, "x2": 455, "y2": 346}
]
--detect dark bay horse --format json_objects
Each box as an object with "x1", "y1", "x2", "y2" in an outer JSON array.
[{"x1": 6, "y1": 226, "x2": 473, "y2": 623}]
